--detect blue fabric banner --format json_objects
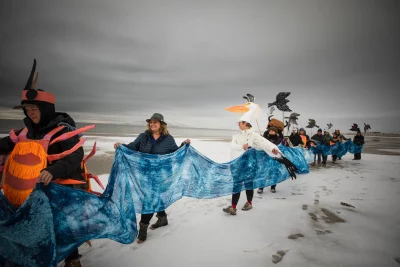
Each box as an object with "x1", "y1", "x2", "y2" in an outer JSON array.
[
  {"x1": 0, "y1": 144, "x2": 310, "y2": 266},
  {"x1": 310, "y1": 140, "x2": 363, "y2": 157}
]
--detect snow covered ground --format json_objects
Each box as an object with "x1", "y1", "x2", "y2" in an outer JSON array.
[{"x1": 71, "y1": 137, "x2": 400, "y2": 267}]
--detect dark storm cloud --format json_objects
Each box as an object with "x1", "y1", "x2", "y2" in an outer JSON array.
[{"x1": 0, "y1": 0, "x2": 399, "y2": 131}]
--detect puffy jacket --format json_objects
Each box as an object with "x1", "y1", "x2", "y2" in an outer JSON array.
[
  {"x1": 230, "y1": 128, "x2": 281, "y2": 160},
  {"x1": 311, "y1": 133, "x2": 324, "y2": 143},
  {"x1": 124, "y1": 131, "x2": 179, "y2": 155}
]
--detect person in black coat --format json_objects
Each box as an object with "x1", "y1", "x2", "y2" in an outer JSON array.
[
  {"x1": 320, "y1": 130, "x2": 338, "y2": 166},
  {"x1": 114, "y1": 113, "x2": 190, "y2": 244},
  {"x1": 311, "y1": 129, "x2": 324, "y2": 166},
  {"x1": 353, "y1": 130, "x2": 365, "y2": 160},
  {"x1": 258, "y1": 126, "x2": 284, "y2": 193},
  {"x1": 289, "y1": 128, "x2": 304, "y2": 147}
]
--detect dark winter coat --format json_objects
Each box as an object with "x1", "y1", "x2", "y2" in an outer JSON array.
[
  {"x1": 289, "y1": 133, "x2": 304, "y2": 146},
  {"x1": 0, "y1": 112, "x2": 84, "y2": 181},
  {"x1": 124, "y1": 131, "x2": 179, "y2": 154},
  {"x1": 321, "y1": 133, "x2": 337, "y2": 145},
  {"x1": 311, "y1": 133, "x2": 324, "y2": 143},
  {"x1": 353, "y1": 135, "x2": 365, "y2": 146},
  {"x1": 263, "y1": 132, "x2": 284, "y2": 146}
]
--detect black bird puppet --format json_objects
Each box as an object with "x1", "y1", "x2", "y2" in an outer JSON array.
[
  {"x1": 364, "y1": 123, "x2": 371, "y2": 134},
  {"x1": 284, "y1": 112, "x2": 300, "y2": 129},
  {"x1": 268, "y1": 92, "x2": 292, "y2": 112},
  {"x1": 306, "y1": 119, "x2": 319, "y2": 129},
  {"x1": 242, "y1": 93, "x2": 255, "y2": 103},
  {"x1": 349, "y1": 123, "x2": 359, "y2": 132},
  {"x1": 326, "y1": 123, "x2": 333, "y2": 130}
]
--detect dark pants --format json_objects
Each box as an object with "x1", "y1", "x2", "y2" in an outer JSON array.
[
  {"x1": 232, "y1": 190, "x2": 254, "y2": 205},
  {"x1": 140, "y1": 211, "x2": 167, "y2": 225},
  {"x1": 258, "y1": 184, "x2": 276, "y2": 190},
  {"x1": 332, "y1": 155, "x2": 337, "y2": 161},
  {"x1": 354, "y1": 153, "x2": 361, "y2": 160},
  {"x1": 314, "y1": 152, "x2": 322, "y2": 163},
  {"x1": 65, "y1": 248, "x2": 80, "y2": 261},
  {"x1": 322, "y1": 155, "x2": 328, "y2": 164}
]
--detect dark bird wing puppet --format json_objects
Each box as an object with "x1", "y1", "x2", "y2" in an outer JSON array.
[
  {"x1": 364, "y1": 123, "x2": 371, "y2": 133},
  {"x1": 349, "y1": 123, "x2": 359, "y2": 131},
  {"x1": 306, "y1": 119, "x2": 319, "y2": 128},
  {"x1": 268, "y1": 92, "x2": 292, "y2": 112}
]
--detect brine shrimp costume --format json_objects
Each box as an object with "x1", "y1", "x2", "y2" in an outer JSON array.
[{"x1": 0, "y1": 59, "x2": 102, "y2": 266}]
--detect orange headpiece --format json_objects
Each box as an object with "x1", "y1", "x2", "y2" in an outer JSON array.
[{"x1": 13, "y1": 59, "x2": 56, "y2": 109}]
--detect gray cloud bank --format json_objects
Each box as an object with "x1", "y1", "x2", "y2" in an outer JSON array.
[{"x1": 0, "y1": 0, "x2": 399, "y2": 132}]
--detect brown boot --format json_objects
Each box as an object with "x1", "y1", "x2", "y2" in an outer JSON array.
[
  {"x1": 64, "y1": 258, "x2": 82, "y2": 267},
  {"x1": 150, "y1": 214, "x2": 168, "y2": 230},
  {"x1": 137, "y1": 222, "x2": 149, "y2": 243},
  {"x1": 223, "y1": 205, "x2": 237, "y2": 215}
]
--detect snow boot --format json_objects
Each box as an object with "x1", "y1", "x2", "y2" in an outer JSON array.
[
  {"x1": 150, "y1": 214, "x2": 168, "y2": 230},
  {"x1": 137, "y1": 222, "x2": 149, "y2": 243}
]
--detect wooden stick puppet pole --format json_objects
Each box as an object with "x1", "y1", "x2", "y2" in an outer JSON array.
[{"x1": 256, "y1": 119, "x2": 262, "y2": 135}]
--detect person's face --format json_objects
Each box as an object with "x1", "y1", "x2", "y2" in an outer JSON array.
[
  {"x1": 149, "y1": 120, "x2": 161, "y2": 133},
  {"x1": 317, "y1": 131, "x2": 322, "y2": 135},
  {"x1": 238, "y1": 121, "x2": 247, "y2": 130},
  {"x1": 25, "y1": 105, "x2": 41, "y2": 124},
  {"x1": 299, "y1": 130, "x2": 304, "y2": 135},
  {"x1": 269, "y1": 129, "x2": 276, "y2": 135}
]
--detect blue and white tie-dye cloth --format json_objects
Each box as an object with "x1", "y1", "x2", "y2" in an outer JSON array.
[
  {"x1": 310, "y1": 140, "x2": 363, "y2": 157},
  {"x1": 0, "y1": 144, "x2": 310, "y2": 266}
]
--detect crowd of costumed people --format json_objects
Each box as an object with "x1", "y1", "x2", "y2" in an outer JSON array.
[{"x1": 0, "y1": 60, "x2": 365, "y2": 267}]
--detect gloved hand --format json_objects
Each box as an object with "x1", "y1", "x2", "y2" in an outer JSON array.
[{"x1": 274, "y1": 156, "x2": 298, "y2": 180}]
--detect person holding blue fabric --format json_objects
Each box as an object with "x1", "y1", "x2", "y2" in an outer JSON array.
[
  {"x1": 223, "y1": 109, "x2": 298, "y2": 216},
  {"x1": 113, "y1": 113, "x2": 190, "y2": 243},
  {"x1": 331, "y1": 132, "x2": 341, "y2": 163},
  {"x1": 334, "y1": 129, "x2": 349, "y2": 160},
  {"x1": 321, "y1": 130, "x2": 338, "y2": 166},
  {"x1": 257, "y1": 126, "x2": 285, "y2": 194},
  {"x1": 311, "y1": 129, "x2": 324, "y2": 166},
  {"x1": 353, "y1": 130, "x2": 364, "y2": 160}
]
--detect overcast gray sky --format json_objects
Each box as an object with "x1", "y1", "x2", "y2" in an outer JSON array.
[{"x1": 1, "y1": 0, "x2": 399, "y2": 132}]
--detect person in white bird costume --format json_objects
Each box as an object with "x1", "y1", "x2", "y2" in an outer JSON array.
[{"x1": 223, "y1": 103, "x2": 297, "y2": 215}]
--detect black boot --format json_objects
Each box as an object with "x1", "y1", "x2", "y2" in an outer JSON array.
[
  {"x1": 150, "y1": 214, "x2": 168, "y2": 230},
  {"x1": 137, "y1": 222, "x2": 149, "y2": 243}
]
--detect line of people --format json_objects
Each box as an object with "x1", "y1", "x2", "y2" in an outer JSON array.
[{"x1": 294, "y1": 128, "x2": 364, "y2": 164}]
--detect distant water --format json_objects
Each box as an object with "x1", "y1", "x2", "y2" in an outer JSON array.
[
  {"x1": 2, "y1": 119, "x2": 400, "y2": 155},
  {"x1": 0, "y1": 119, "x2": 237, "y2": 139}
]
